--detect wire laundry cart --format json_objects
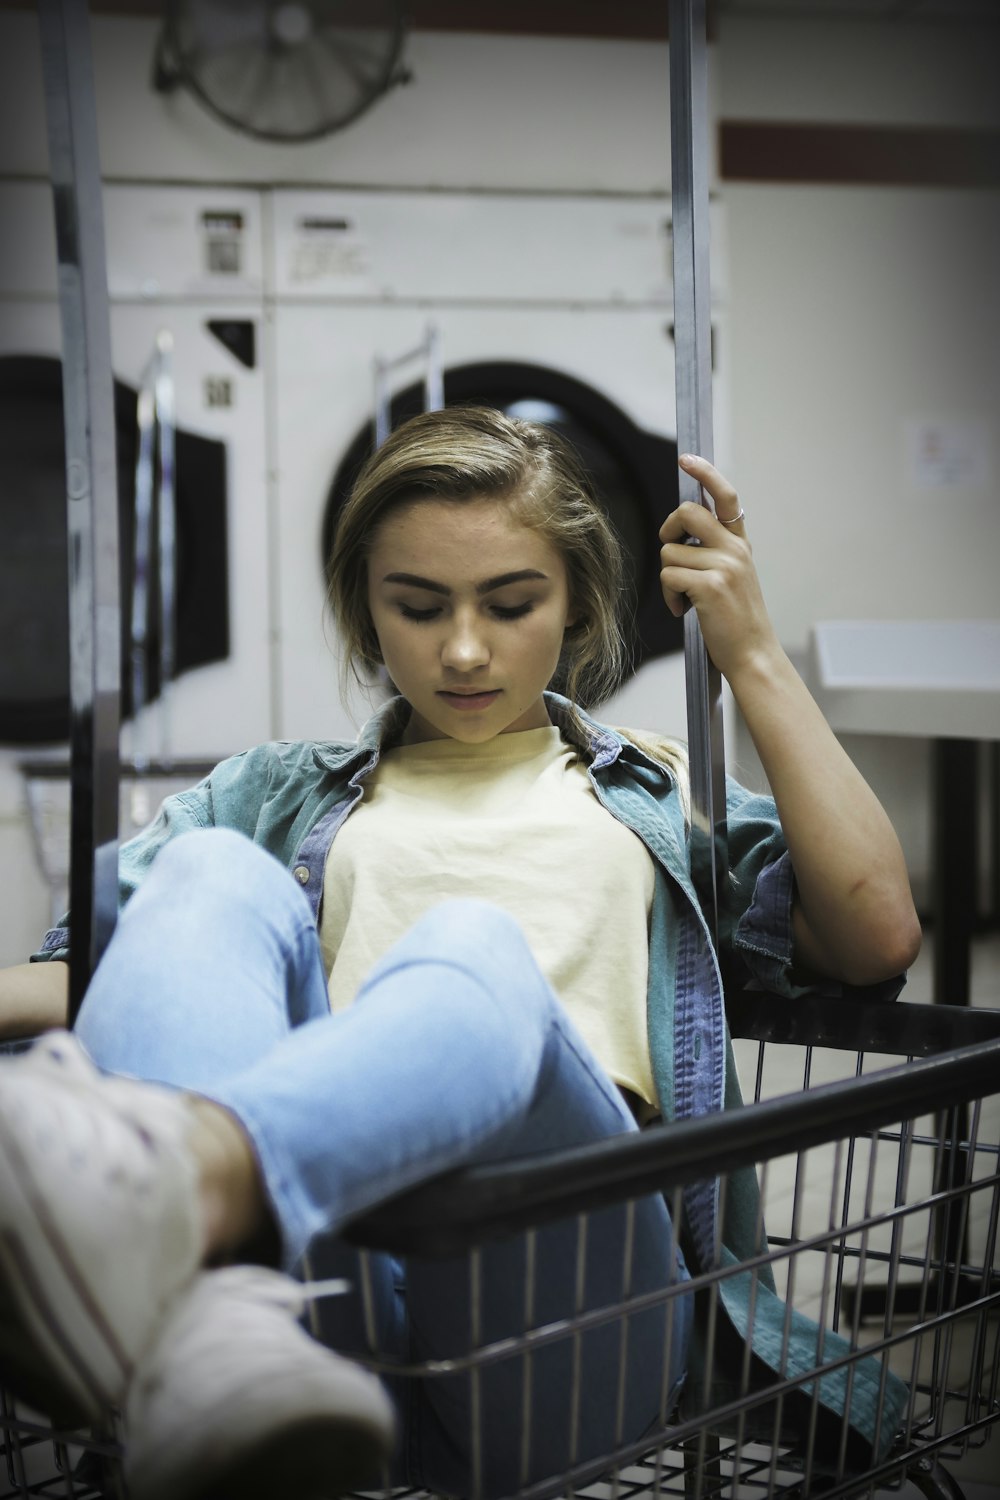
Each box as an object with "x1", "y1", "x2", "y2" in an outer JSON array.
[
  {"x1": 3, "y1": 990, "x2": 999, "y2": 1500},
  {"x1": 11, "y1": 4, "x2": 997, "y2": 1498}
]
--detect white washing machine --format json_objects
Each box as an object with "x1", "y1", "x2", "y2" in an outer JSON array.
[
  {"x1": 266, "y1": 188, "x2": 730, "y2": 745},
  {"x1": 0, "y1": 179, "x2": 272, "y2": 762}
]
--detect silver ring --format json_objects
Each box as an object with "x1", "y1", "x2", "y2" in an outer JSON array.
[{"x1": 719, "y1": 507, "x2": 745, "y2": 527}]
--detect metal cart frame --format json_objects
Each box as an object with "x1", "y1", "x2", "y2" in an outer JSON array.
[{"x1": 4, "y1": 991, "x2": 999, "y2": 1500}]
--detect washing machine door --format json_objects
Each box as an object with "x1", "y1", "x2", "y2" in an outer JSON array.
[
  {"x1": 322, "y1": 361, "x2": 683, "y2": 676},
  {"x1": 0, "y1": 354, "x2": 230, "y2": 744}
]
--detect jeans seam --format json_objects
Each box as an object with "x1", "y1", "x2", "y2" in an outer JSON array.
[
  {"x1": 354, "y1": 952, "x2": 537, "y2": 1012},
  {"x1": 543, "y1": 1009, "x2": 640, "y2": 1128}
]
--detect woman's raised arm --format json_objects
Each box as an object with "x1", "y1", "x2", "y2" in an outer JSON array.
[{"x1": 659, "y1": 454, "x2": 921, "y2": 988}]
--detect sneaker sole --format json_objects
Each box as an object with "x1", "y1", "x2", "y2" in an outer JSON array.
[
  {"x1": 0, "y1": 1103, "x2": 128, "y2": 1426},
  {"x1": 130, "y1": 1409, "x2": 393, "y2": 1500}
]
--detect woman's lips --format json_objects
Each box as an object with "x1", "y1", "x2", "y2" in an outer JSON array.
[{"x1": 438, "y1": 690, "x2": 502, "y2": 711}]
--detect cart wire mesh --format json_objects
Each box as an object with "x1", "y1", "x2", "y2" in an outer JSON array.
[{"x1": 3, "y1": 993, "x2": 999, "y2": 1500}]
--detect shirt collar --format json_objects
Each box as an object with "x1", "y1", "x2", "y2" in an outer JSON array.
[{"x1": 310, "y1": 691, "x2": 626, "y2": 777}]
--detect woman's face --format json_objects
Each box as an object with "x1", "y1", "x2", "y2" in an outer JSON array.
[{"x1": 366, "y1": 496, "x2": 579, "y2": 745}]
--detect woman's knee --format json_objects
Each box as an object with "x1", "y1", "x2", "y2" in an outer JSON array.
[
  {"x1": 414, "y1": 899, "x2": 549, "y2": 993},
  {"x1": 133, "y1": 829, "x2": 310, "y2": 925},
  {"x1": 412, "y1": 896, "x2": 523, "y2": 949},
  {"x1": 149, "y1": 826, "x2": 259, "y2": 879},
  {"x1": 365, "y1": 898, "x2": 558, "y2": 1039}
]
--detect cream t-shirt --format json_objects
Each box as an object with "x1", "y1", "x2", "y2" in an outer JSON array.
[{"x1": 320, "y1": 725, "x2": 659, "y2": 1109}]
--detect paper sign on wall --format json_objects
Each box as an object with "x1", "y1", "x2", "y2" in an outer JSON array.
[{"x1": 905, "y1": 419, "x2": 991, "y2": 490}]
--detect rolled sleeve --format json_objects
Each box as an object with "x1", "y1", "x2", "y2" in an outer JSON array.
[
  {"x1": 30, "y1": 927, "x2": 71, "y2": 965},
  {"x1": 732, "y1": 850, "x2": 810, "y2": 996},
  {"x1": 734, "y1": 850, "x2": 907, "y2": 1004}
]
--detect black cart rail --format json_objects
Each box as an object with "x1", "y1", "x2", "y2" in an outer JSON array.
[{"x1": 4, "y1": 992, "x2": 999, "y2": 1500}]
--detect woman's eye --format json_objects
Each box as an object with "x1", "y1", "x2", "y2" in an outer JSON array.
[{"x1": 397, "y1": 602, "x2": 534, "y2": 623}]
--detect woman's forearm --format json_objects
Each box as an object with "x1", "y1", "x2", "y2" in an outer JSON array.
[
  {"x1": 0, "y1": 961, "x2": 70, "y2": 1038},
  {"x1": 660, "y1": 455, "x2": 922, "y2": 989},
  {"x1": 729, "y1": 644, "x2": 922, "y2": 986}
]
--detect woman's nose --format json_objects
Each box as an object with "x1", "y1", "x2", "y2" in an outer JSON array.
[{"x1": 441, "y1": 617, "x2": 490, "y2": 669}]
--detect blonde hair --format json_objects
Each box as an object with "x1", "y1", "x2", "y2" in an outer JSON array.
[{"x1": 326, "y1": 405, "x2": 634, "y2": 740}]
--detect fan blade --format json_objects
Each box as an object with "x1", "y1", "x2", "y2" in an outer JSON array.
[
  {"x1": 317, "y1": 27, "x2": 390, "y2": 90},
  {"x1": 200, "y1": 42, "x2": 274, "y2": 121},
  {"x1": 287, "y1": 46, "x2": 350, "y2": 133},
  {"x1": 170, "y1": 0, "x2": 405, "y2": 140}
]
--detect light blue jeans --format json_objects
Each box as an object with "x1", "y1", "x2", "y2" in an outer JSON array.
[{"x1": 75, "y1": 828, "x2": 692, "y2": 1496}]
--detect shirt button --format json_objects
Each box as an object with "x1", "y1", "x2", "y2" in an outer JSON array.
[{"x1": 293, "y1": 865, "x2": 310, "y2": 884}]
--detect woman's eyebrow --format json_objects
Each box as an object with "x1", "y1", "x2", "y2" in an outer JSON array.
[{"x1": 381, "y1": 569, "x2": 549, "y2": 596}]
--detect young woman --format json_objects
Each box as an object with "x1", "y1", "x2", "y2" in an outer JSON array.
[{"x1": 0, "y1": 407, "x2": 920, "y2": 1500}]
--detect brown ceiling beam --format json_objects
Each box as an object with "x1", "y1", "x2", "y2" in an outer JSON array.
[
  {"x1": 720, "y1": 121, "x2": 1000, "y2": 188},
  {"x1": 406, "y1": 1, "x2": 683, "y2": 40},
  {"x1": 0, "y1": 0, "x2": 718, "y2": 39}
]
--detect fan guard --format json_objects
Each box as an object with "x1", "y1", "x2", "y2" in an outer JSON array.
[{"x1": 154, "y1": 0, "x2": 409, "y2": 144}]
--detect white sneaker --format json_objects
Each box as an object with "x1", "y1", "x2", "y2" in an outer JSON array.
[
  {"x1": 125, "y1": 1265, "x2": 397, "y2": 1500},
  {"x1": 0, "y1": 1031, "x2": 202, "y2": 1426}
]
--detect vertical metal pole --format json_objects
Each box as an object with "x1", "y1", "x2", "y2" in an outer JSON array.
[
  {"x1": 932, "y1": 738, "x2": 976, "y2": 1007},
  {"x1": 155, "y1": 330, "x2": 177, "y2": 769},
  {"x1": 38, "y1": 0, "x2": 121, "y2": 1022},
  {"x1": 423, "y1": 322, "x2": 444, "y2": 411},
  {"x1": 669, "y1": 0, "x2": 727, "y2": 946},
  {"x1": 131, "y1": 367, "x2": 156, "y2": 771},
  {"x1": 373, "y1": 355, "x2": 391, "y2": 448}
]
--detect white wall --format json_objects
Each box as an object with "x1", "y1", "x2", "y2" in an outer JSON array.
[
  {"x1": 0, "y1": 9, "x2": 997, "y2": 963},
  {"x1": 0, "y1": 12, "x2": 679, "y2": 191},
  {"x1": 716, "y1": 16, "x2": 999, "y2": 907}
]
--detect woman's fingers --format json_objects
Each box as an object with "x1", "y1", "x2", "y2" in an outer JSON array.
[
  {"x1": 660, "y1": 453, "x2": 747, "y2": 539},
  {"x1": 660, "y1": 580, "x2": 688, "y2": 618},
  {"x1": 680, "y1": 452, "x2": 742, "y2": 519},
  {"x1": 658, "y1": 505, "x2": 745, "y2": 545},
  {"x1": 657, "y1": 455, "x2": 771, "y2": 668},
  {"x1": 659, "y1": 501, "x2": 731, "y2": 546}
]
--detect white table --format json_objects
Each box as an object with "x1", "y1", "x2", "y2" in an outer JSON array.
[{"x1": 810, "y1": 620, "x2": 1000, "y2": 1005}]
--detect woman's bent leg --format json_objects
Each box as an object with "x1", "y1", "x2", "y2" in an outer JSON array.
[
  {"x1": 178, "y1": 872, "x2": 689, "y2": 1497},
  {"x1": 77, "y1": 830, "x2": 659, "y2": 1273},
  {"x1": 75, "y1": 828, "x2": 331, "y2": 1090},
  {"x1": 74, "y1": 827, "x2": 402, "y2": 1353},
  {"x1": 204, "y1": 889, "x2": 572, "y2": 1270},
  {"x1": 76, "y1": 833, "x2": 689, "y2": 1491},
  {"x1": 74, "y1": 829, "x2": 621, "y2": 1372}
]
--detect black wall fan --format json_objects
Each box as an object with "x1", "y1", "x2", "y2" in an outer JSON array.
[{"x1": 154, "y1": 0, "x2": 410, "y2": 143}]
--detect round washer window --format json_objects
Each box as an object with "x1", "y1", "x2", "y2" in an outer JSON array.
[{"x1": 321, "y1": 361, "x2": 682, "y2": 683}]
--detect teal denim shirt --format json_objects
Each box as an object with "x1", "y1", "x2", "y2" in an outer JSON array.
[{"x1": 33, "y1": 690, "x2": 908, "y2": 1458}]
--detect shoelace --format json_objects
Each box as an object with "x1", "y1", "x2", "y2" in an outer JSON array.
[
  {"x1": 299, "y1": 1278, "x2": 352, "y2": 1303},
  {"x1": 216, "y1": 1265, "x2": 352, "y2": 1316}
]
